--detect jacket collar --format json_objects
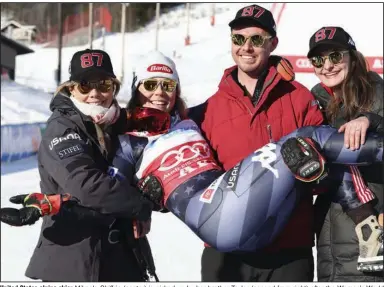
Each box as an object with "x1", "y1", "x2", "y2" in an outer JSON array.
[
  {"x1": 50, "y1": 92, "x2": 117, "y2": 160},
  {"x1": 50, "y1": 92, "x2": 94, "y2": 123},
  {"x1": 320, "y1": 83, "x2": 334, "y2": 97},
  {"x1": 218, "y1": 57, "x2": 288, "y2": 112},
  {"x1": 49, "y1": 91, "x2": 74, "y2": 112}
]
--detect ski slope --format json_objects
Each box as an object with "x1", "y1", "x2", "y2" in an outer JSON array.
[
  {"x1": 1, "y1": 79, "x2": 52, "y2": 125},
  {"x1": 14, "y1": 3, "x2": 383, "y2": 103},
  {"x1": 1, "y1": 2, "x2": 383, "y2": 282}
]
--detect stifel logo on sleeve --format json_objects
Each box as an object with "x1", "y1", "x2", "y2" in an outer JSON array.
[{"x1": 49, "y1": 132, "x2": 85, "y2": 160}]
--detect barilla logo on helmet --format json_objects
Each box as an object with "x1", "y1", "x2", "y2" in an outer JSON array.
[{"x1": 147, "y1": 64, "x2": 173, "y2": 74}]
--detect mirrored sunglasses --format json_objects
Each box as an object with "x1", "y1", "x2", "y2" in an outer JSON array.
[
  {"x1": 77, "y1": 79, "x2": 114, "y2": 94},
  {"x1": 309, "y1": 51, "x2": 349, "y2": 68},
  {"x1": 231, "y1": 33, "x2": 272, "y2": 48},
  {"x1": 142, "y1": 79, "x2": 178, "y2": 93}
]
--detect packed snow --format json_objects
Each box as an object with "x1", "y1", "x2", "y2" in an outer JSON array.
[
  {"x1": 1, "y1": 2, "x2": 383, "y2": 282},
  {"x1": 1, "y1": 79, "x2": 52, "y2": 125}
]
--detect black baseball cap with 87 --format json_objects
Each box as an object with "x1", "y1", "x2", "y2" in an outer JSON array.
[
  {"x1": 307, "y1": 26, "x2": 357, "y2": 58},
  {"x1": 69, "y1": 49, "x2": 116, "y2": 82},
  {"x1": 229, "y1": 4, "x2": 277, "y2": 37}
]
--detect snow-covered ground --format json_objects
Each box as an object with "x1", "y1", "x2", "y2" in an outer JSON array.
[
  {"x1": 1, "y1": 2, "x2": 384, "y2": 282},
  {"x1": 1, "y1": 156, "x2": 204, "y2": 282},
  {"x1": 1, "y1": 79, "x2": 52, "y2": 125}
]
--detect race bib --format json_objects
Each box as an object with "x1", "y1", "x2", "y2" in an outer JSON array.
[{"x1": 137, "y1": 120, "x2": 220, "y2": 195}]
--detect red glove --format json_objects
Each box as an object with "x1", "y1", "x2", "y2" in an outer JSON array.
[
  {"x1": 0, "y1": 193, "x2": 71, "y2": 226},
  {"x1": 13, "y1": 193, "x2": 71, "y2": 215}
]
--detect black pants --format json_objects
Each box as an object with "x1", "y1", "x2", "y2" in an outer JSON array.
[
  {"x1": 98, "y1": 225, "x2": 146, "y2": 282},
  {"x1": 98, "y1": 244, "x2": 145, "y2": 282},
  {"x1": 201, "y1": 247, "x2": 314, "y2": 282}
]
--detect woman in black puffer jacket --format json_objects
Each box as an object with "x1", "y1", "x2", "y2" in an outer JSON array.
[{"x1": 307, "y1": 26, "x2": 383, "y2": 281}]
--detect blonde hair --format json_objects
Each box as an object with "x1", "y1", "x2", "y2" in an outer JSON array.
[
  {"x1": 54, "y1": 80, "x2": 77, "y2": 96},
  {"x1": 54, "y1": 78, "x2": 122, "y2": 97}
]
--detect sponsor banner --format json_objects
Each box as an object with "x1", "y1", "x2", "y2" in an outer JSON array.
[
  {"x1": 284, "y1": 55, "x2": 383, "y2": 74},
  {"x1": 1, "y1": 122, "x2": 47, "y2": 163}
]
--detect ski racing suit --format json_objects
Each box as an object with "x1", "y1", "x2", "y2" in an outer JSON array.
[{"x1": 112, "y1": 117, "x2": 383, "y2": 253}]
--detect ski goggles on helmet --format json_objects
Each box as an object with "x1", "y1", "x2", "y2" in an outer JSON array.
[
  {"x1": 141, "y1": 78, "x2": 178, "y2": 93},
  {"x1": 127, "y1": 107, "x2": 171, "y2": 136},
  {"x1": 76, "y1": 79, "x2": 114, "y2": 94},
  {"x1": 231, "y1": 33, "x2": 272, "y2": 48},
  {"x1": 309, "y1": 51, "x2": 349, "y2": 68}
]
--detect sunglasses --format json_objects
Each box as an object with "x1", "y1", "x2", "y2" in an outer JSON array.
[
  {"x1": 77, "y1": 79, "x2": 114, "y2": 94},
  {"x1": 309, "y1": 51, "x2": 349, "y2": 68},
  {"x1": 127, "y1": 107, "x2": 171, "y2": 136},
  {"x1": 231, "y1": 33, "x2": 272, "y2": 48},
  {"x1": 142, "y1": 79, "x2": 178, "y2": 93}
]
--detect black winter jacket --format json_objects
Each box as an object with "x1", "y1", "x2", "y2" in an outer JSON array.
[
  {"x1": 312, "y1": 72, "x2": 384, "y2": 282},
  {"x1": 25, "y1": 93, "x2": 153, "y2": 282}
]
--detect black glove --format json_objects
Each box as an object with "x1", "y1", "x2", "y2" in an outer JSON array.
[
  {"x1": 280, "y1": 137, "x2": 327, "y2": 183},
  {"x1": 0, "y1": 206, "x2": 41, "y2": 226},
  {"x1": 0, "y1": 193, "x2": 71, "y2": 227},
  {"x1": 138, "y1": 175, "x2": 168, "y2": 213}
]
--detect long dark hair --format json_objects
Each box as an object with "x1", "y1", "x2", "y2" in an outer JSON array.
[{"x1": 326, "y1": 50, "x2": 376, "y2": 122}]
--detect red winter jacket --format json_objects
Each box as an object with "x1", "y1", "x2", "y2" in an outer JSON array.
[{"x1": 200, "y1": 59, "x2": 324, "y2": 252}]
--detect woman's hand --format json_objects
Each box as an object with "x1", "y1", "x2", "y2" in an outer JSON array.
[{"x1": 338, "y1": 116, "x2": 370, "y2": 150}]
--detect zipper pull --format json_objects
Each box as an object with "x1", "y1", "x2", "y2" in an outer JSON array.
[{"x1": 267, "y1": 124, "x2": 273, "y2": 143}]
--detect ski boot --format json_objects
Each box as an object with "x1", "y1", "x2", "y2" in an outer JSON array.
[{"x1": 355, "y1": 215, "x2": 384, "y2": 272}]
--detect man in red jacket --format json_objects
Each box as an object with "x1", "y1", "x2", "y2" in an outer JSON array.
[{"x1": 189, "y1": 4, "x2": 324, "y2": 282}]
